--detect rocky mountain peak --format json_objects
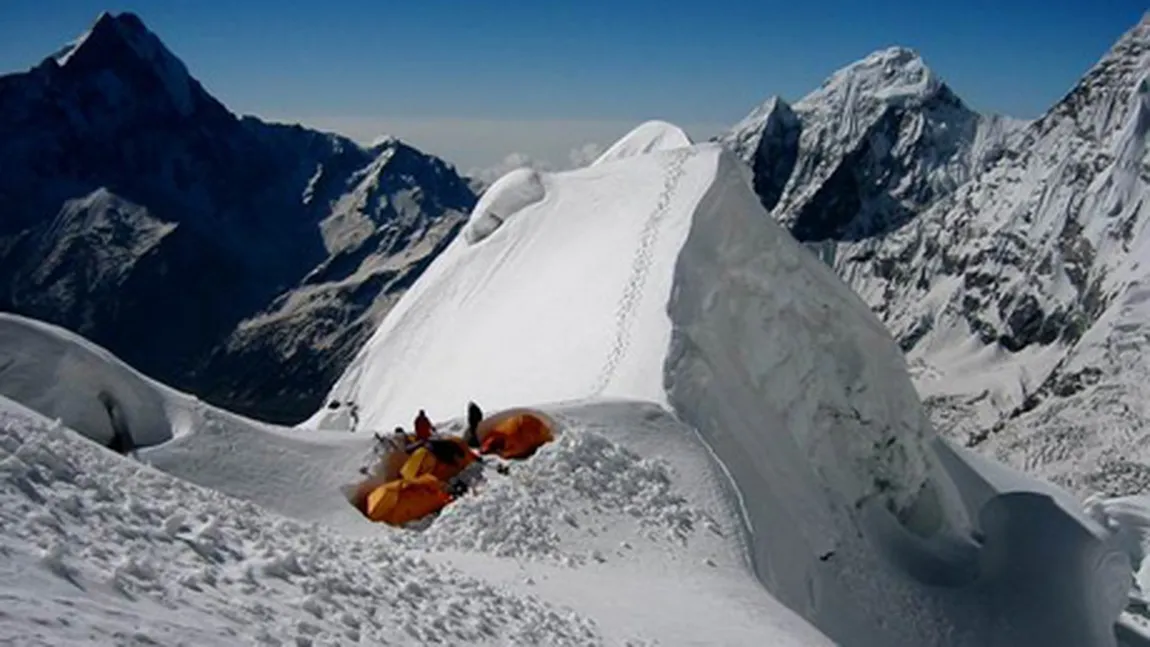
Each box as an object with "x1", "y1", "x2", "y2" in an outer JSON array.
[
  {"x1": 796, "y1": 46, "x2": 951, "y2": 118},
  {"x1": 48, "y1": 11, "x2": 201, "y2": 117}
]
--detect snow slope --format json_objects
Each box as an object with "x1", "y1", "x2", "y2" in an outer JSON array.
[
  {"x1": 313, "y1": 124, "x2": 1131, "y2": 646},
  {"x1": 0, "y1": 313, "x2": 829, "y2": 645},
  {"x1": 819, "y1": 13, "x2": 1150, "y2": 497},
  {"x1": 591, "y1": 120, "x2": 692, "y2": 166}
]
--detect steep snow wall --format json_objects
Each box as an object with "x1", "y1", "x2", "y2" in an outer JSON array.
[
  {"x1": 0, "y1": 314, "x2": 174, "y2": 448},
  {"x1": 665, "y1": 151, "x2": 1129, "y2": 647},
  {"x1": 311, "y1": 125, "x2": 1132, "y2": 645}
]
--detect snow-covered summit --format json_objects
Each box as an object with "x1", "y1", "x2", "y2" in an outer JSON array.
[
  {"x1": 822, "y1": 12, "x2": 1150, "y2": 499},
  {"x1": 310, "y1": 130, "x2": 1128, "y2": 645},
  {"x1": 800, "y1": 46, "x2": 945, "y2": 116},
  {"x1": 591, "y1": 120, "x2": 692, "y2": 166},
  {"x1": 719, "y1": 46, "x2": 1025, "y2": 242}
]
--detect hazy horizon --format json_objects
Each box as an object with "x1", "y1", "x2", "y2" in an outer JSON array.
[{"x1": 1, "y1": 1, "x2": 1142, "y2": 175}]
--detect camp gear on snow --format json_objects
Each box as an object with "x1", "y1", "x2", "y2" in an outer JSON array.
[
  {"x1": 347, "y1": 406, "x2": 556, "y2": 526},
  {"x1": 364, "y1": 474, "x2": 453, "y2": 525},
  {"x1": 476, "y1": 409, "x2": 555, "y2": 459},
  {"x1": 399, "y1": 438, "x2": 479, "y2": 482}
]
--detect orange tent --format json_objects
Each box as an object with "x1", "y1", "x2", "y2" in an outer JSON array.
[
  {"x1": 476, "y1": 409, "x2": 556, "y2": 459},
  {"x1": 400, "y1": 438, "x2": 480, "y2": 482},
  {"x1": 364, "y1": 474, "x2": 453, "y2": 525}
]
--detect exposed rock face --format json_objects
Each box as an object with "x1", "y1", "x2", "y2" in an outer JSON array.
[
  {"x1": 0, "y1": 12, "x2": 476, "y2": 423},
  {"x1": 720, "y1": 47, "x2": 1025, "y2": 243}
]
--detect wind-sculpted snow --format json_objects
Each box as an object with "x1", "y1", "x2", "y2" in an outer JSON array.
[
  {"x1": 0, "y1": 397, "x2": 603, "y2": 646},
  {"x1": 310, "y1": 139, "x2": 713, "y2": 431},
  {"x1": 0, "y1": 314, "x2": 174, "y2": 448},
  {"x1": 464, "y1": 167, "x2": 547, "y2": 244},
  {"x1": 312, "y1": 120, "x2": 1134, "y2": 645},
  {"x1": 592, "y1": 120, "x2": 692, "y2": 166}
]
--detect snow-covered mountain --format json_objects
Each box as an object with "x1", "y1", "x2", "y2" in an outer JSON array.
[
  {"x1": 0, "y1": 12, "x2": 475, "y2": 423},
  {"x1": 806, "y1": 15, "x2": 1150, "y2": 498},
  {"x1": 720, "y1": 47, "x2": 1026, "y2": 242},
  {"x1": 2, "y1": 118, "x2": 1145, "y2": 645},
  {"x1": 307, "y1": 122, "x2": 1136, "y2": 646}
]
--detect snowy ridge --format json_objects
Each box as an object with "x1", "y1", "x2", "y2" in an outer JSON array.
[
  {"x1": 719, "y1": 47, "x2": 1027, "y2": 242},
  {"x1": 313, "y1": 124, "x2": 1132, "y2": 646},
  {"x1": 821, "y1": 13, "x2": 1150, "y2": 497},
  {"x1": 591, "y1": 120, "x2": 692, "y2": 166}
]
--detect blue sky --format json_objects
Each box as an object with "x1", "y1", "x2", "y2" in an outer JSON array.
[{"x1": 0, "y1": 1, "x2": 1143, "y2": 172}]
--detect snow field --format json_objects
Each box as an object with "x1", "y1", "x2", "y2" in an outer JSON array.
[
  {"x1": 311, "y1": 144, "x2": 715, "y2": 434},
  {"x1": 0, "y1": 396, "x2": 604, "y2": 646}
]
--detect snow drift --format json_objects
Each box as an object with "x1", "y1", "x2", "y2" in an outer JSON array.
[
  {"x1": 464, "y1": 167, "x2": 547, "y2": 244},
  {"x1": 313, "y1": 122, "x2": 1131, "y2": 645},
  {"x1": 0, "y1": 318, "x2": 830, "y2": 645},
  {"x1": 591, "y1": 120, "x2": 692, "y2": 166},
  {"x1": 0, "y1": 314, "x2": 174, "y2": 448}
]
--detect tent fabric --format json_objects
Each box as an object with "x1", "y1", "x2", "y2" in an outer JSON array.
[
  {"x1": 348, "y1": 409, "x2": 559, "y2": 526},
  {"x1": 399, "y1": 439, "x2": 479, "y2": 482},
  {"x1": 364, "y1": 474, "x2": 452, "y2": 525},
  {"x1": 400, "y1": 447, "x2": 438, "y2": 481},
  {"x1": 477, "y1": 410, "x2": 555, "y2": 459}
]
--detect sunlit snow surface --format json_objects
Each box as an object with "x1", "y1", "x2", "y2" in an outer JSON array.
[{"x1": 0, "y1": 122, "x2": 1138, "y2": 646}]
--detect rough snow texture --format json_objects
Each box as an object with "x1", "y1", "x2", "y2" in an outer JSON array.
[
  {"x1": 0, "y1": 12, "x2": 475, "y2": 424},
  {"x1": 0, "y1": 397, "x2": 604, "y2": 646},
  {"x1": 718, "y1": 47, "x2": 1026, "y2": 242},
  {"x1": 592, "y1": 120, "x2": 692, "y2": 166},
  {"x1": 816, "y1": 14, "x2": 1150, "y2": 499},
  {"x1": 0, "y1": 313, "x2": 830, "y2": 645},
  {"x1": 314, "y1": 124, "x2": 1131, "y2": 645},
  {"x1": 410, "y1": 407, "x2": 710, "y2": 564}
]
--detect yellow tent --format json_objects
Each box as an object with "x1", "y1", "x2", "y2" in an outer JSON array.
[
  {"x1": 364, "y1": 474, "x2": 453, "y2": 525},
  {"x1": 400, "y1": 438, "x2": 479, "y2": 482},
  {"x1": 476, "y1": 409, "x2": 556, "y2": 459}
]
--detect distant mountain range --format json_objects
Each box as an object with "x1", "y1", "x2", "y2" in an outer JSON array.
[
  {"x1": 719, "y1": 13, "x2": 1150, "y2": 497},
  {"x1": 4, "y1": 8, "x2": 1149, "y2": 500},
  {"x1": 0, "y1": 12, "x2": 475, "y2": 423}
]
